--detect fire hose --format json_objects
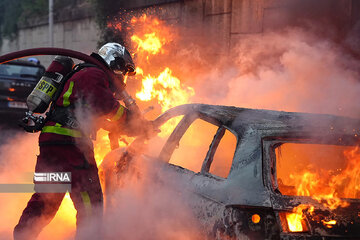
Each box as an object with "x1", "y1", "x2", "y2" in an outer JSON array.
[
  {"x1": 0, "y1": 47, "x2": 143, "y2": 149},
  {"x1": 0, "y1": 48, "x2": 136, "y2": 103}
]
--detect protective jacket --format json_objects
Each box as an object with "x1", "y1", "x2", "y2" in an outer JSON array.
[
  {"x1": 14, "y1": 66, "x2": 126, "y2": 240},
  {"x1": 39, "y1": 66, "x2": 127, "y2": 144}
]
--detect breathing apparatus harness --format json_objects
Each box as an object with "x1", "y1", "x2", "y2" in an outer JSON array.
[
  {"x1": 23, "y1": 60, "x2": 105, "y2": 132},
  {"x1": 43, "y1": 62, "x2": 100, "y2": 130}
]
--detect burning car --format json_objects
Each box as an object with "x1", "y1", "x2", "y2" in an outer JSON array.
[{"x1": 101, "y1": 103, "x2": 360, "y2": 240}]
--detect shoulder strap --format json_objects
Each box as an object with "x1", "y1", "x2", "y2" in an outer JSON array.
[
  {"x1": 46, "y1": 62, "x2": 99, "y2": 122},
  {"x1": 51, "y1": 63, "x2": 97, "y2": 104},
  {"x1": 73, "y1": 63, "x2": 98, "y2": 72}
]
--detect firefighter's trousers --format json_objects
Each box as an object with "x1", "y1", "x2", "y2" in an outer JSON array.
[{"x1": 13, "y1": 144, "x2": 103, "y2": 240}]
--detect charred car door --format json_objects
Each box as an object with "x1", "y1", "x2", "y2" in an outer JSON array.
[{"x1": 158, "y1": 112, "x2": 238, "y2": 236}]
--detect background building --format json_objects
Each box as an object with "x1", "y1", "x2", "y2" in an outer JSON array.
[{"x1": 0, "y1": 0, "x2": 359, "y2": 65}]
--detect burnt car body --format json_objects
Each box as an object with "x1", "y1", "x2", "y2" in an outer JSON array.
[
  {"x1": 101, "y1": 104, "x2": 360, "y2": 240},
  {"x1": 0, "y1": 59, "x2": 45, "y2": 121}
]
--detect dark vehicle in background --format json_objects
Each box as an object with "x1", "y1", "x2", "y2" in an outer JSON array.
[{"x1": 0, "y1": 59, "x2": 45, "y2": 124}]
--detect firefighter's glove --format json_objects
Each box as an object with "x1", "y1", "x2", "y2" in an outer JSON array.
[{"x1": 125, "y1": 112, "x2": 159, "y2": 138}]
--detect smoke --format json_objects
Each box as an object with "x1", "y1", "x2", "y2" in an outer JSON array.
[
  {"x1": 88, "y1": 19, "x2": 360, "y2": 240},
  {"x1": 181, "y1": 27, "x2": 360, "y2": 117},
  {"x1": 0, "y1": 132, "x2": 38, "y2": 239},
  {"x1": 1, "y1": 5, "x2": 360, "y2": 240},
  {"x1": 119, "y1": 10, "x2": 360, "y2": 118},
  {"x1": 91, "y1": 11, "x2": 360, "y2": 239},
  {"x1": 87, "y1": 153, "x2": 202, "y2": 240},
  {"x1": 0, "y1": 132, "x2": 76, "y2": 240}
]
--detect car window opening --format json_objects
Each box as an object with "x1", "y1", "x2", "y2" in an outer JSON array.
[
  {"x1": 168, "y1": 118, "x2": 236, "y2": 178},
  {"x1": 275, "y1": 142, "x2": 360, "y2": 199},
  {"x1": 209, "y1": 128, "x2": 237, "y2": 178}
]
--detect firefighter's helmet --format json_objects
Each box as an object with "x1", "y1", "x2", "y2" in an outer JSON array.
[{"x1": 98, "y1": 42, "x2": 135, "y2": 76}]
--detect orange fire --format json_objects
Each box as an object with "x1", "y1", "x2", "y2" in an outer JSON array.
[
  {"x1": 276, "y1": 143, "x2": 360, "y2": 231},
  {"x1": 135, "y1": 66, "x2": 194, "y2": 137},
  {"x1": 335, "y1": 146, "x2": 360, "y2": 199},
  {"x1": 93, "y1": 129, "x2": 134, "y2": 166},
  {"x1": 136, "y1": 67, "x2": 195, "y2": 111},
  {"x1": 92, "y1": 14, "x2": 194, "y2": 164},
  {"x1": 130, "y1": 15, "x2": 194, "y2": 137},
  {"x1": 290, "y1": 171, "x2": 350, "y2": 210},
  {"x1": 51, "y1": 14, "x2": 184, "y2": 234},
  {"x1": 131, "y1": 33, "x2": 164, "y2": 55},
  {"x1": 130, "y1": 14, "x2": 173, "y2": 56},
  {"x1": 277, "y1": 143, "x2": 360, "y2": 210},
  {"x1": 281, "y1": 204, "x2": 310, "y2": 232},
  {"x1": 286, "y1": 213, "x2": 304, "y2": 232},
  {"x1": 322, "y1": 219, "x2": 337, "y2": 228}
]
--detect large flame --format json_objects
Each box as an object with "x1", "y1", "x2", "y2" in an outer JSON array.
[
  {"x1": 130, "y1": 15, "x2": 194, "y2": 137},
  {"x1": 130, "y1": 14, "x2": 173, "y2": 55},
  {"x1": 277, "y1": 143, "x2": 360, "y2": 208},
  {"x1": 286, "y1": 205, "x2": 307, "y2": 232},
  {"x1": 92, "y1": 14, "x2": 195, "y2": 164},
  {"x1": 277, "y1": 142, "x2": 360, "y2": 229},
  {"x1": 136, "y1": 67, "x2": 195, "y2": 110},
  {"x1": 130, "y1": 14, "x2": 195, "y2": 113},
  {"x1": 283, "y1": 205, "x2": 313, "y2": 232}
]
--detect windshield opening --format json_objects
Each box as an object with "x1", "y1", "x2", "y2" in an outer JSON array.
[{"x1": 275, "y1": 142, "x2": 360, "y2": 200}]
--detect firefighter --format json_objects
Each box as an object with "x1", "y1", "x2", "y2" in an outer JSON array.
[{"x1": 14, "y1": 43, "x2": 141, "y2": 239}]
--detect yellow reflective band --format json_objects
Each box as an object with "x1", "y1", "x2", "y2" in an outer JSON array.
[
  {"x1": 80, "y1": 191, "x2": 92, "y2": 216},
  {"x1": 42, "y1": 125, "x2": 82, "y2": 138},
  {"x1": 111, "y1": 105, "x2": 125, "y2": 121},
  {"x1": 63, "y1": 81, "x2": 74, "y2": 107}
]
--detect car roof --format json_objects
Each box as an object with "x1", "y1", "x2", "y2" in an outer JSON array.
[
  {"x1": 158, "y1": 104, "x2": 360, "y2": 137},
  {"x1": 4, "y1": 59, "x2": 44, "y2": 68},
  {"x1": 159, "y1": 104, "x2": 360, "y2": 206}
]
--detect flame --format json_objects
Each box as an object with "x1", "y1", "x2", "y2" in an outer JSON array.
[
  {"x1": 91, "y1": 14, "x2": 187, "y2": 167},
  {"x1": 130, "y1": 14, "x2": 173, "y2": 55},
  {"x1": 277, "y1": 143, "x2": 360, "y2": 210},
  {"x1": 136, "y1": 67, "x2": 195, "y2": 112},
  {"x1": 56, "y1": 193, "x2": 76, "y2": 223},
  {"x1": 294, "y1": 172, "x2": 319, "y2": 196},
  {"x1": 94, "y1": 128, "x2": 134, "y2": 166},
  {"x1": 277, "y1": 143, "x2": 360, "y2": 231},
  {"x1": 290, "y1": 171, "x2": 350, "y2": 210},
  {"x1": 37, "y1": 193, "x2": 77, "y2": 239},
  {"x1": 335, "y1": 146, "x2": 360, "y2": 198},
  {"x1": 129, "y1": 15, "x2": 194, "y2": 137},
  {"x1": 286, "y1": 213, "x2": 303, "y2": 232},
  {"x1": 135, "y1": 67, "x2": 194, "y2": 137},
  {"x1": 131, "y1": 33, "x2": 164, "y2": 55},
  {"x1": 94, "y1": 129, "x2": 113, "y2": 166},
  {"x1": 285, "y1": 205, "x2": 309, "y2": 232},
  {"x1": 322, "y1": 219, "x2": 337, "y2": 228},
  {"x1": 130, "y1": 14, "x2": 195, "y2": 113}
]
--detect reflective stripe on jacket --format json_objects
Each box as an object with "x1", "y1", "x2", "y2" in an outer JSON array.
[{"x1": 39, "y1": 67, "x2": 127, "y2": 144}]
